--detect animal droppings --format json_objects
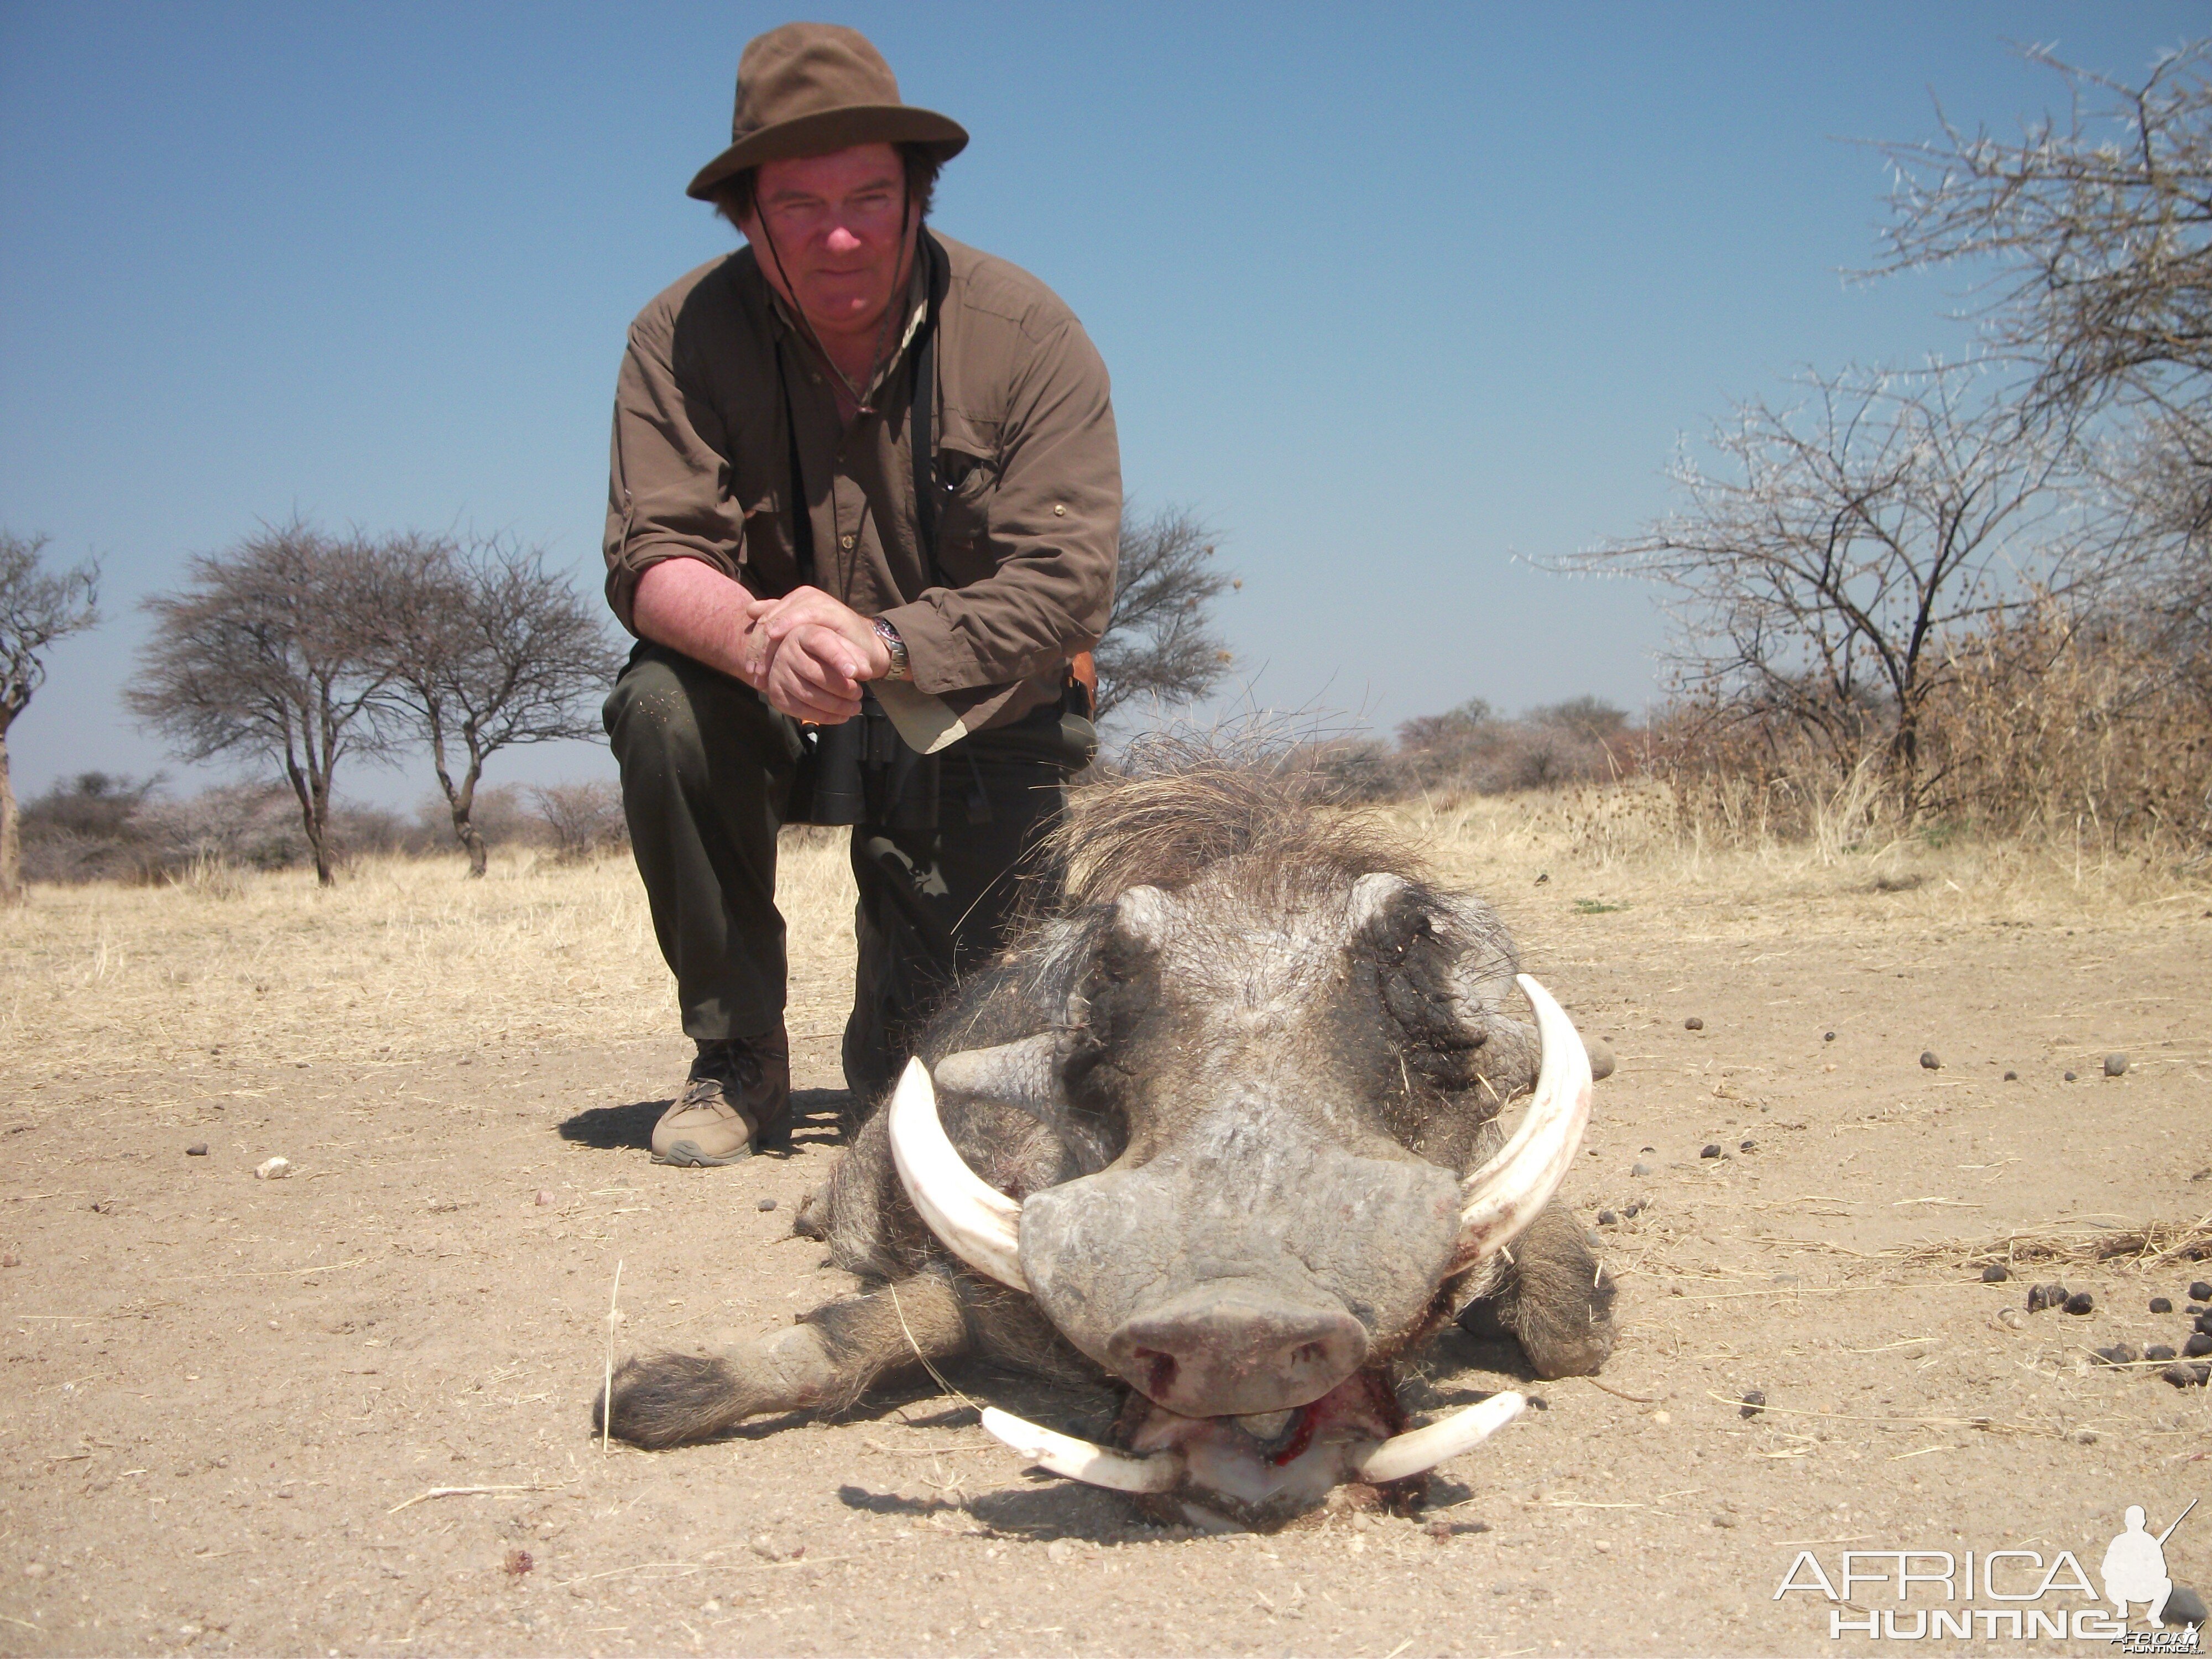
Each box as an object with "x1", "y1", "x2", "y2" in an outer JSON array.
[
  {"x1": 2064, "y1": 1071, "x2": 2078, "y2": 1082},
  {"x1": 1919, "y1": 1051, "x2": 1941, "y2": 1070},
  {"x1": 2003, "y1": 1071, "x2": 2018, "y2": 1081},
  {"x1": 1738, "y1": 1389, "x2": 1766, "y2": 1418},
  {"x1": 2025, "y1": 1283, "x2": 2069, "y2": 1313},
  {"x1": 2191, "y1": 1281, "x2": 2211, "y2": 1302},
  {"x1": 1738, "y1": 1139, "x2": 1755, "y2": 1152},
  {"x1": 2162, "y1": 1362, "x2": 2210, "y2": 1389},
  {"x1": 2198, "y1": 1313, "x2": 2212, "y2": 1337},
  {"x1": 186, "y1": 1142, "x2": 208, "y2": 1157},
  {"x1": 2104, "y1": 1053, "x2": 2128, "y2": 1077},
  {"x1": 2151, "y1": 1297, "x2": 2173, "y2": 1313},
  {"x1": 1981, "y1": 1264, "x2": 2011, "y2": 1283},
  {"x1": 2147, "y1": 1344, "x2": 2178, "y2": 1362},
  {"x1": 1823, "y1": 1031, "x2": 1836, "y2": 1042},
  {"x1": 1596, "y1": 1210, "x2": 1619, "y2": 1227},
  {"x1": 1700, "y1": 1144, "x2": 1721, "y2": 1159},
  {"x1": 1684, "y1": 1017, "x2": 1704, "y2": 1031},
  {"x1": 757, "y1": 1197, "x2": 778, "y2": 1212},
  {"x1": 2063, "y1": 1291, "x2": 2095, "y2": 1315},
  {"x1": 2192, "y1": 1305, "x2": 2210, "y2": 1318},
  {"x1": 254, "y1": 1157, "x2": 291, "y2": 1180},
  {"x1": 2187, "y1": 1333, "x2": 2212, "y2": 1359},
  {"x1": 1631, "y1": 1161, "x2": 1652, "y2": 1177},
  {"x1": 1623, "y1": 1199, "x2": 1644, "y2": 1218}
]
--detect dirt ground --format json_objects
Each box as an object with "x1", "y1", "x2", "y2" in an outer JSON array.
[{"x1": 4, "y1": 811, "x2": 2210, "y2": 1657}]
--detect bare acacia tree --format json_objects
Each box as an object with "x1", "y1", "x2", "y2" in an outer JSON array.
[
  {"x1": 0, "y1": 533, "x2": 101, "y2": 902},
  {"x1": 1093, "y1": 506, "x2": 1237, "y2": 721},
  {"x1": 1557, "y1": 368, "x2": 2105, "y2": 805},
  {"x1": 129, "y1": 521, "x2": 400, "y2": 886},
  {"x1": 367, "y1": 535, "x2": 621, "y2": 876},
  {"x1": 1877, "y1": 40, "x2": 2212, "y2": 706}
]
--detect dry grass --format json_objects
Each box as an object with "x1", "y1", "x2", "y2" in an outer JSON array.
[
  {"x1": 3, "y1": 784, "x2": 2202, "y2": 1097},
  {"x1": 0, "y1": 835, "x2": 858, "y2": 1092},
  {"x1": 1902, "y1": 1214, "x2": 2212, "y2": 1275}
]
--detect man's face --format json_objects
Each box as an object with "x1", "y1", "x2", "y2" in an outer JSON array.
[{"x1": 742, "y1": 143, "x2": 914, "y2": 339}]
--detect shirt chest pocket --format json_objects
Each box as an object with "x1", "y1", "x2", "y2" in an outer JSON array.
[{"x1": 932, "y1": 411, "x2": 1000, "y2": 583}]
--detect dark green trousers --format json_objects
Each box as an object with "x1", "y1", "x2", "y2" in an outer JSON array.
[{"x1": 604, "y1": 644, "x2": 1068, "y2": 1098}]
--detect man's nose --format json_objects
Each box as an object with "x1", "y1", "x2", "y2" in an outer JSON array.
[{"x1": 823, "y1": 222, "x2": 864, "y2": 254}]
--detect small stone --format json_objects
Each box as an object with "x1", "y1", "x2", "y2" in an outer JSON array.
[
  {"x1": 1919, "y1": 1051, "x2": 1941, "y2": 1070},
  {"x1": 1981, "y1": 1264, "x2": 2010, "y2": 1283},
  {"x1": 2191, "y1": 1281, "x2": 2211, "y2": 1302},
  {"x1": 2186, "y1": 1332, "x2": 2212, "y2": 1359},
  {"x1": 1623, "y1": 1200, "x2": 1644, "y2": 1218},
  {"x1": 2076, "y1": 1430, "x2": 2098, "y2": 1444},
  {"x1": 1739, "y1": 1139, "x2": 1755, "y2": 1153},
  {"x1": 2162, "y1": 1362, "x2": 2210, "y2": 1389},
  {"x1": 254, "y1": 1156, "x2": 291, "y2": 1180},
  {"x1": 1596, "y1": 1209, "x2": 1619, "y2": 1227},
  {"x1": 1631, "y1": 1162, "x2": 1652, "y2": 1177},
  {"x1": 1738, "y1": 1389, "x2": 1766, "y2": 1418},
  {"x1": 1684, "y1": 1017, "x2": 1704, "y2": 1031},
  {"x1": 23, "y1": 1563, "x2": 46, "y2": 1579},
  {"x1": 1585, "y1": 1039, "x2": 1616, "y2": 1082},
  {"x1": 0, "y1": 1252, "x2": 17, "y2": 1269},
  {"x1": 699, "y1": 1600, "x2": 722, "y2": 1616},
  {"x1": 2166, "y1": 1586, "x2": 2209, "y2": 1625},
  {"x1": 1712, "y1": 1512, "x2": 1737, "y2": 1528},
  {"x1": 756, "y1": 1197, "x2": 778, "y2": 1212},
  {"x1": 2064, "y1": 1071, "x2": 2078, "y2": 1082},
  {"x1": 2026, "y1": 1283, "x2": 2069, "y2": 1313},
  {"x1": 1046, "y1": 1540, "x2": 1074, "y2": 1563},
  {"x1": 1640, "y1": 1145, "x2": 1655, "y2": 1153},
  {"x1": 2003, "y1": 1071, "x2": 2018, "y2": 1081},
  {"x1": 748, "y1": 1534, "x2": 785, "y2": 1562},
  {"x1": 1823, "y1": 1031, "x2": 1836, "y2": 1042},
  {"x1": 186, "y1": 1142, "x2": 208, "y2": 1157},
  {"x1": 2147, "y1": 1344, "x2": 2178, "y2": 1362},
  {"x1": 2150, "y1": 1297, "x2": 2172, "y2": 1313},
  {"x1": 503, "y1": 1548, "x2": 533, "y2": 1577},
  {"x1": 534, "y1": 1190, "x2": 554, "y2": 1207},
  {"x1": 1700, "y1": 1144, "x2": 1721, "y2": 1159},
  {"x1": 2063, "y1": 1291, "x2": 2095, "y2": 1315},
  {"x1": 2104, "y1": 1053, "x2": 2128, "y2": 1077},
  {"x1": 2091, "y1": 1345, "x2": 2137, "y2": 1366}
]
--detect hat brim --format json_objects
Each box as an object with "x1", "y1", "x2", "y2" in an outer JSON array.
[{"x1": 687, "y1": 106, "x2": 968, "y2": 200}]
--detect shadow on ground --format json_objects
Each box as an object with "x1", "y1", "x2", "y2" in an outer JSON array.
[{"x1": 556, "y1": 1086, "x2": 851, "y2": 1152}]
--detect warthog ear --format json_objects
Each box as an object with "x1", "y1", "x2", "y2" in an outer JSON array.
[{"x1": 931, "y1": 1032, "x2": 1065, "y2": 1112}]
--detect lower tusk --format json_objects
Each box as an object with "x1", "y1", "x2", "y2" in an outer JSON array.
[
  {"x1": 887, "y1": 1058, "x2": 1029, "y2": 1292},
  {"x1": 980, "y1": 1406, "x2": 1184, "y2": 1494},
  {"x1": 1350, "y1": 1392, "x2": 1526, "y2": 1484}
]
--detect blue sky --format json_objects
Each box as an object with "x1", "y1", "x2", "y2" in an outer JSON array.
[{"x1": 1, "y1": 2, "x2": 2201, "y2": 808}]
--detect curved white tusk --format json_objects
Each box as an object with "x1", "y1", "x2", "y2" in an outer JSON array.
[
  {"x1": 980, "y1": 1406, "x2": 1185, "y2": 1494},
  {"x1": 1351, "y1": 1392, "x2": 1527, "y2": 1484},
  {"x1": 1454, "y1": 974, "x2": 1594, "y2": 1270},
  {"x1": 887, "y1": 1057, "x2": 1029, "y2": 1292}
]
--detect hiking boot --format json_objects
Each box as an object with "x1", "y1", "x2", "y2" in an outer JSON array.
[{"x1": 650, "y1": 1026, "x2": 791, "y2": 1166}]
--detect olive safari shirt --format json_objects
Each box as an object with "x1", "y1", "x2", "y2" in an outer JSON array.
[{"x1": 603, "y1": 231, "x2": 1120, "y2": 735}]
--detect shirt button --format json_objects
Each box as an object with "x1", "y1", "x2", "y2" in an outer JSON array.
[
  {"x1": 839, "y1": 534, "x2": 855, "y2": 550},
  {"x1": 1052, "y1": 503, "x2": 1067, "y2": 517}
]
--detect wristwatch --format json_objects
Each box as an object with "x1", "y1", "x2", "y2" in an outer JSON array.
[{"x1": 872, "y1": 617, "x2": 912, "y2": 681}]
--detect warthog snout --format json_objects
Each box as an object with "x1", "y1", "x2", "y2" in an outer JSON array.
[{"x1": 1105, "y1": 1286, "x2": 1371, "y2": 1418}]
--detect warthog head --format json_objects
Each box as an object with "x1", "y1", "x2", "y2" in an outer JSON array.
[{"x1": 893, "y1": 774, "x2": 1597, "y2": 1528}]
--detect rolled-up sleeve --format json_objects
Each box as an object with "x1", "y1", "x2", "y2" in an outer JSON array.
[
  {"x1": 881, "y1": 318, "x2": 1120, "y2": 695},
  {"x1": 602, "y1": 299, "x2": 750, "y2": 635}
]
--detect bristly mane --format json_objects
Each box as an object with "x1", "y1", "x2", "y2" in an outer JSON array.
[{"x1": 1046, "y1": 749, "x2": 1428, "y2": 911}]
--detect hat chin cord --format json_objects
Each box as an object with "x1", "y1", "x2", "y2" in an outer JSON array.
[{"x1": 758, "y1": 192, "x2": 917, "y2": 420}]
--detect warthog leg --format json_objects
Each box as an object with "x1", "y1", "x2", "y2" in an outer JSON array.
[{"x1": 597, "y1": 1272, "x2": 973, "y2": 1449}]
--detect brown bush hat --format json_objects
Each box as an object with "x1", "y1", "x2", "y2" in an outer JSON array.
[{"x1": 687, "y1": 23, "x2": 968, "y2": 201}]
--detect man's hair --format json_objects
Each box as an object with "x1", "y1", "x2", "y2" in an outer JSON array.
[{"x1": 708, "y1": 143, "x2": 941, "y2": 232}]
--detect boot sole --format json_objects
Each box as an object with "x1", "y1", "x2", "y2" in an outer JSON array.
[{"x1": 650, "y1": 1139, "x2": 754, "y2": 1167}]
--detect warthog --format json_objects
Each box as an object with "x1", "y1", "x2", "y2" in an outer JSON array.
[{"x1": 600, "y1": 764, "x2": 1615, "y2": 1528}]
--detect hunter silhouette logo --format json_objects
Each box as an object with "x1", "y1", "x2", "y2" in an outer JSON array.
[
  {"x1": 2104, "y1": 1501, "x2": 2195, "y2": 1632},
  {"x1": 1773, "y1": 1499, "x2": 2201, "y2": 1645}
]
